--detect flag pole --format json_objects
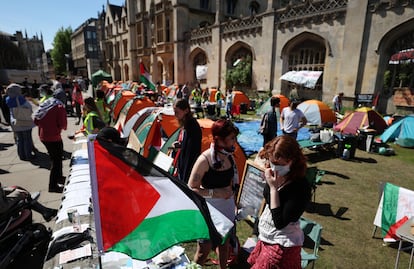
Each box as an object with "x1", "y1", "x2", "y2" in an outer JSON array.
[{"x1": 87, "y1": 137, "x2": 104, "y2": 252}]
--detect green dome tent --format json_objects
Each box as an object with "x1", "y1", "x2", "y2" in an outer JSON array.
[{"x1": 91, "y1": 70, "x2": 113, "y2": 88}]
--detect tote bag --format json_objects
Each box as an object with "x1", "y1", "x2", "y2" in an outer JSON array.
[{"x1": 12, "y1": 98, "x2": 33, "y2": 127}]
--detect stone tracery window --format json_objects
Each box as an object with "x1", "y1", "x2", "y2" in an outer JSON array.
[{"x1": 288, "y1": 40, "x2": 325, "y2": 71}]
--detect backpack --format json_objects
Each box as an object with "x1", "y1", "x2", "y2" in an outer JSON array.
[{"x1": 258, "y1": 113, "x2": 269, "y2": 135}]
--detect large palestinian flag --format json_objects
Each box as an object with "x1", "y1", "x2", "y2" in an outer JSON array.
[{"x1": 88, "y1": 138, "x2": 233, "y2": 260}]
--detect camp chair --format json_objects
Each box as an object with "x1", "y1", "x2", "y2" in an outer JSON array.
[
  {"x1": 300, "y1": 217, "x2": 323, "y2": 269},
  {"x1": 305, "y1": 167, "x2": 325, "y2": 202}
]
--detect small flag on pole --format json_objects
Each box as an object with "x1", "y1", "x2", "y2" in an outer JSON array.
[{"x1": 139, "y1": 62, "x2": 156, "y2": 91}]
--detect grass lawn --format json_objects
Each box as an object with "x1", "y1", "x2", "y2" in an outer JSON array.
[{"x1": 184, "y1": 111, "x2": 414, "y2": 268}]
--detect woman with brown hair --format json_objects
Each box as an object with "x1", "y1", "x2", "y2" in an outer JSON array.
[{"x1": 248, "y1": 135, "x2": 312, "y2": 268}]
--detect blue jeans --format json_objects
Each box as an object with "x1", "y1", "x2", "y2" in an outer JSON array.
[
  {"x1": 15, "y1": 129, "x2": 33, "y2": 160},
  {"x1": 282, "y1": 130, "x2": 298, "y2": 139}
]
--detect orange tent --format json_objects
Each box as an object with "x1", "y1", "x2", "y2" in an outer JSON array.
[
  {"x1": 125, "y1": 97, "x2": 155, "y2": 122},
  {"x1": 112, "y1": 97, "x2": 156, "y2": 136},
  {"x1": 111, "y1": 90, "x2": 136, "y2": 122},
  {"x1": 232, "y1": 91, "x2": 249, "y2": 109},
  {"x1": 274, "y1": 94, "x2": 290, "y2": 112},
  {"x1": 297, "y1": 99, "x2": 336, "y2": 125},
  {"x1": 256, "y1": 94, "x2": 290, "y2": 116},
  {"x1": 132, "y1": 108, "x2": 179, "y2": 158}
]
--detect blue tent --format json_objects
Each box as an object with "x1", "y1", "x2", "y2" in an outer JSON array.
[{"x1": 380, "y1": 114, "x2": 414, "y2": 148}]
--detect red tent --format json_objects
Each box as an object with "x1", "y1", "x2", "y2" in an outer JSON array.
[
  {"x1": 333, "y1": 107, "x2": 387, "y2": 134},
  {"x1": 232, "y1": 91, "x2": 249, "y2": 109}
]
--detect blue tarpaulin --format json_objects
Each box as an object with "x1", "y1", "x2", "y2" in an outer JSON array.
[{"x1": 234, "y1": 121, "x2": 311, "y2": 156}]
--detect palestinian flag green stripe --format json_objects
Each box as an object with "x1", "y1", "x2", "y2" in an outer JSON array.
[
  {"x1": 109, "y1": 210, "x2": 209, "y2": 260},
  {"x1": 381, "y1": 183, "x2": 399, "y2": 237}
]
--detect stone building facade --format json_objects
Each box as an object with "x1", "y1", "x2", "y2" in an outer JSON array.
[
  {"x1": 99, "y1": 0, "x2": 414, "y2": 114},
  {"x1": 71, "y1": 18, "x2": 101, "y2": 79},
  {"x1": 102, "y1": 3, "x2": 131, "y2": 81}
]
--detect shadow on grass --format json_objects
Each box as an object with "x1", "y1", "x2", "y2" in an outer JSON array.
[
  {"x1": 306, "y1": 203, "x2": 350, "y2": 221},
  {"x1": 342, "y1": 156, "x2": 378, "y2": 163},
  {"x1": 306, "y1": 150, "x2": 338, "y2": 164},
  {"x1": 322, "y1": 170, "x2": 350, "y2": 180}
]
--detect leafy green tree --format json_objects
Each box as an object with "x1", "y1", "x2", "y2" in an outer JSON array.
[
  {"x1": 51, "y1": 27, "x2": 72, "y2": 75},
  {"x1": 225, "y1": 55, "x2": 252, "y2": 89}
]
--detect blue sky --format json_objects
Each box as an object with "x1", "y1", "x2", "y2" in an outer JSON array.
[{"x1": 0, "y1": 0, "x2": 125, "y2": 51}]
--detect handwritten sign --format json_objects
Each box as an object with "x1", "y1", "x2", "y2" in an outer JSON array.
[{"x1": 236, "y1": 161, "x2": 266, "y2": 221}]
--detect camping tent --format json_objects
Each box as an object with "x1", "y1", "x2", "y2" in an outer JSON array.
[
  {"x1": 124, "y1": 97, "x2": 155, "y2": 122},
  {"x1": 120, "y1": 107, "x2": 159, "y2": 138},
  {"x1": 160, "y1": 118, "x2": 247, "y2": 183},
  {"x1": 333, "y1": 107, "x2": 387, "y2": 135},
  {"x1": 91, "y1": 70, "x2": 113, "y2": 88},
  {"x1": 297, "y1": 100, "x2": 336, "y2": 126},
  {"x1": 132, "y1": 107, "x2": 179, "y2": 159},
  {"x1": 232, "y1": 91, "x2": 249, "y2": 111},
  {"x1": 380, "y1": 114, "x2": 414, "y2": 148},
  {"x1": 112, "y1": 97, "x2": 155, "y2": 136},
  {"x1": 256, "y1": 94, "x2": 290, "y2": 115},
  {"x1": 111, "y1": 90, "x2": 137, "y2": 123}
]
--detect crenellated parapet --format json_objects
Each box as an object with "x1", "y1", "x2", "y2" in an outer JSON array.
[
  {"x1": 276, "y1": 0, "x2": 348, "y2": 29},
  {"x1": 221, "y1": 16, "x2": 263, "y2": 38},
  {"x1": 189, "y1": 26, "x2": 212, "y2": 45},
  {"x1": 189, "y1": 15, "x2": 263, "y2": 45},
  {"x1": 368, "y1": 0, "x2": 414, "y2": 12}
]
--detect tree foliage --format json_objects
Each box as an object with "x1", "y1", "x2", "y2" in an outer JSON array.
[
  {"x1": 225, "y1": 55, "x2": 252, "y2": 89},
  {"x1": 51, "y1": 27, "x2": 72, "y2": 75}
]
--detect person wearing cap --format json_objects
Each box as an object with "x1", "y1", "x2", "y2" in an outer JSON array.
[
  {"x1": 280, "y1": 99, "x2": 307, "y2": 139},
  {"x1": 5, "y1": 83, "x2": 35, "y2": 161},
  {"x1": 38, "y1": 84, "x2": 53, "y2": 103},
  {"x1": 34, "y1": 88, "x2": 67, "y2": 193}
]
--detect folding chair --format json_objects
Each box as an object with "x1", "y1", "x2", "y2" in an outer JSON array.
[
  {"x1": 305, "y1": 167, "x2": 325, "y2": 202},
  {"x1": 300, "y1": 217, "x2": 323, "y2": 269}
]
